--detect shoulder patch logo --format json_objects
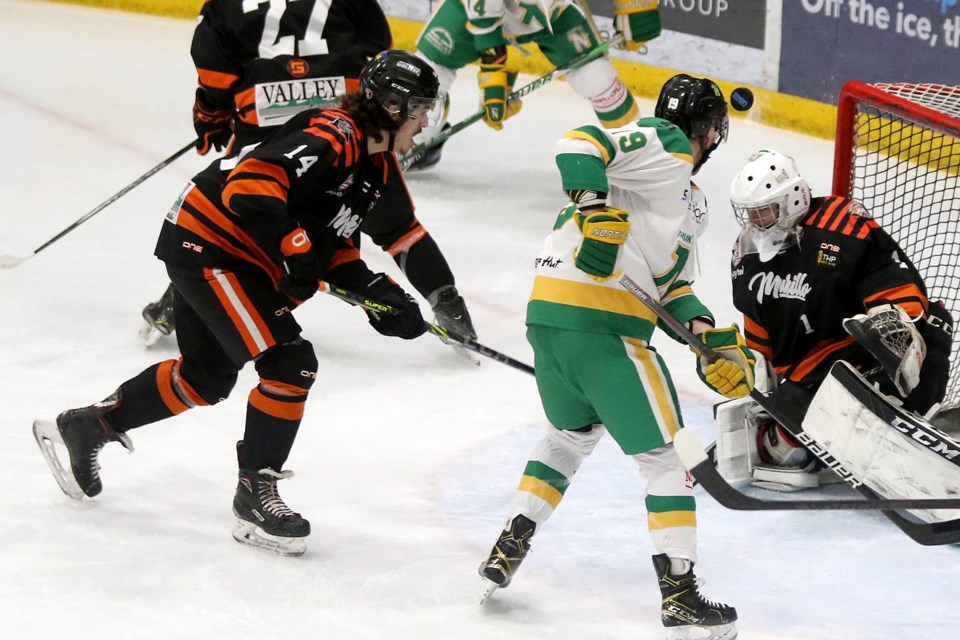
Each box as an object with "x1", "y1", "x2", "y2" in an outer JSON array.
[
  {"x1": 848, "y1": 200, "x2": 872, "y2": 219},
  {"x1": 328, "y1": 116, "x2": 355, "y2": 138},
  {"x1": 424, "y1": 27, "x2": 454, "y2": 56}
]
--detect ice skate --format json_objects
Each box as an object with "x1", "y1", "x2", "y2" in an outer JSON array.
[
  {"x1": 653, "y1": 554, "x2": 738, "y2": 640},
  {"x1": 431, "y1": 285, "x2": 480, "y2": 365},
  {"x1": 33, "y1": 395, "x2": 134, "y2": 499},
  {"x1": 232, "y1": 468, "x2": 310, "y2": 556},
  {"x1": 139, "y1": 285, "x2": 176, "y2": 347},
  {"x1": 478, "y1": 514, "x2": 535, "y2": 603}
]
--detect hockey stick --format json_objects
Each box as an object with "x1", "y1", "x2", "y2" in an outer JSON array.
[
  {"x1": 323, "y1": 284, "x2": 535, "y2": 376},
  {"x1": 673, "y1": 429, "x2": 960, "y2": 512},
  {"x1": 618, "y1": 275, "x2": 960, "y2": 531},
  {"x1": 399, "y1": 39, "x2": 615, "y2": 170},
  {"x1": 0, "y1": 139, "x2": 198, "y2": 269}
]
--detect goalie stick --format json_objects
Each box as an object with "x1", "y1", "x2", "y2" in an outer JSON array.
[
  {"x1": 617, "y1": 274, "x2": 960, "y2": 543},
  {"x1": 672, "y1": 429, "x2": 960, "y2": 511},
  {"x1": 399, "y1": 39, "x2": 616, "y2": 171},
  {"x1": 322, "y1": 284, "x2": 535, "y2": 376},
  {"x1": 0, "y1": 139, "x2": 198, "y2": 269}
]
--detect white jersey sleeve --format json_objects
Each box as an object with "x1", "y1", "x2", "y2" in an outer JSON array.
[{"x1": 527, "y1": 118, "x2": 713, "y2": 341}]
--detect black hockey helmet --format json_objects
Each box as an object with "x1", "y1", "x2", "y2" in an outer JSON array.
[
  {"x1": 360, "y1": 50, "x2": 440, "y2": 128},
  {"x1": 655, "y1": 73, "x2": 729, "y2": 142}
]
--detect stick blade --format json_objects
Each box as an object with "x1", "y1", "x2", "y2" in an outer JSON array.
[
  {"x1": 673, "y1": 428, "x2": 710, "y2": 469},
  {"x1": 0, "y1": 253, "x2": 33, "y2": 269}
]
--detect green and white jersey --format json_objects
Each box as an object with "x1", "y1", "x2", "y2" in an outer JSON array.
[
  {"x1": 527, "y1": 117, "x2": 712, "y2": 342},
  {"x1": 462, "y1": 1, "x2": 575, "y2": 45}
]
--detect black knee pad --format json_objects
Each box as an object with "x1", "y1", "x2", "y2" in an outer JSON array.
[
  {"x1": 572, "y1": 423, "x2": 598, "y2": 433},
  {"x1": 176, "y1": 359, "x2": 238, "y2": 405},
  {"x1": 255, "y1": 338, "x2": 318, "y2": 392}
]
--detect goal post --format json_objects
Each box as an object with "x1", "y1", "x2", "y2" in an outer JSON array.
[{"x1": 833, "y1": 81, "x2": 960, "y2": 412}]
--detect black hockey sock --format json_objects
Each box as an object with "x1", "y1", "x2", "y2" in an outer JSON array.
[
  {"x1": 105, "y1": 361, "x2": 185, "y2": 432},
  {"x1": 238, "y1": 385, "x2": 306, "y2": 471}
]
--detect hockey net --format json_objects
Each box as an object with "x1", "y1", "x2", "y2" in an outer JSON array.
[{"x1": 833, "y1": 81, "x2": 960, "y2": 412}]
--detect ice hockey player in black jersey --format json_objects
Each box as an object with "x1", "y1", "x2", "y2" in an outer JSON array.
[
  {"x1": 727, "y1": 149, "x2": 953, "y2": 471},
  {"x1": 141, "y1": 0, "x2": 476, "y2": 347},
  {"x1": 190, "y1": 0, "x2": 391, "y2": 156},
  {"x1": 33, "y1": 51, "x2": 442, "y2": 557}
]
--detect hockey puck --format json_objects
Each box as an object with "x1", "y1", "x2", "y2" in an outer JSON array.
[{"x1": 730, "y1": 87, "x2": 754, "y2": 112}]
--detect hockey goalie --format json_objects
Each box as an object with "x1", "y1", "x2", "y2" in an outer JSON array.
[{"x1": 714, "y1": 150, "x2": 959, "y2": 520}]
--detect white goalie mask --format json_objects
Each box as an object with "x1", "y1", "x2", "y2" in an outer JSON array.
[{"x1": 730, "y1": 150, "x2": 811, "y2": 262}]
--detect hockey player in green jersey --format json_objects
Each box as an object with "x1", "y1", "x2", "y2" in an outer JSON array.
[
  {"x1": 479, "y1": 74, "x2": 751, "y2": 640},
  {"x1": 411, "y1": 0, "x2": 659, "y2": 168}
]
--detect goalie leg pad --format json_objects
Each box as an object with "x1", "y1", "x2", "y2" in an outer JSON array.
[
  {"x1": 714, "y1": 397, "x2": 762, "y2": 486},
  {"x1": 805, "y1": 361, "x2": 960, "y2": 523}
]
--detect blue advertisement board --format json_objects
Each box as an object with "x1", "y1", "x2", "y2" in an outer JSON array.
[{"x1": 780, "y1": 0, "x2": 960, "y2": 104}]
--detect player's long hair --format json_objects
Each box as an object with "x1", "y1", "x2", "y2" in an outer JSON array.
[{"x1": 340, "y1": 92, "x2": 398, "y2": 144}]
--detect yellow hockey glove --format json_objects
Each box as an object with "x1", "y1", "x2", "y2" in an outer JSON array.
[
  {"x1": 614, "y1": 0, "x2": 662, "y2": 51},
  {"x1": 695, "y1": 324, "x2": 756, "y2": 398},
  {"x1": 574, "y1": 207, "x2": 630, "y2": 279},
  {"x1": 477, "y1": 47, "x2": 521, "y2": 130}
]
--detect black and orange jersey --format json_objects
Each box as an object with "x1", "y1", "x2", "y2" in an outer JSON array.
[
  {"x1": 192, "y1": 0, "x2": 391, "y2": 149},
  {"x1": 731, "y1": 195, "x2": 929, "y2": 387},
  {"x1": 155, "y1": 107, "x2": 396, "y2": 292}
]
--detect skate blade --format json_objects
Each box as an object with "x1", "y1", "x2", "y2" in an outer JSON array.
[
  {"x1": 666, "y1": 622, "x2": 737, "y2": 640},
  {"x1": 231, "y1": 520, "x2": 307, "y2": 557},
  {"x1": 32, "y1": 419, "x2": 85, "y2": 500},
  {"x1": 452, "y1": 344, "x2": 481, "y2": 367},
  {"x1": 479, "y1": 577, "x2": 501, "y2": 605},
  {"x1": 139, "y1": 320, "x2": 165, "y2": 348}
]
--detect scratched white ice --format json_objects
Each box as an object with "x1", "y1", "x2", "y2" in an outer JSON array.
[{"x1": 1, "y1": 2, "x2": 957, "y2": 639}]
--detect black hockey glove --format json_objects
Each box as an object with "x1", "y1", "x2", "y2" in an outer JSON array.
[
  {"x1": 364, "y1": 273, "x2": 427, "y2": 340},
  {"x1": 193, "y1": 89, "x2": 234, "y2": 155},
  {"x1": 277, "y1": 228, "x2": 323, "y2": 303}
]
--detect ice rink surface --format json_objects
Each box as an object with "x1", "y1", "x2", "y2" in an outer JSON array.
[{"x1": 1, "y1": 2, "x2": 957, "y2": 638}]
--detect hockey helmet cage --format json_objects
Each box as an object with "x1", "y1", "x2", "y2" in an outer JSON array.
[
  {"x1": 730, "y1": 150, "x2": 812, "y2": 262},
  {"x1": 730, "y1": 149, "x2": 811, "y2": 230},
  {"x1": 360, "y1": 51, "x2": 441, "y2": 127},
  {"x1": 655, "y1": 74, "x2": 729, "y2": 143}
]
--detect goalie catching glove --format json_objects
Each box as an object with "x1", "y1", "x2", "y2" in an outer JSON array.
[
  {"x1": 574, "y1": 207, "x2": 630, "y2": 279},
  {"x1": 843, "y1": 304, "x2": 926, "y2": 396},
  {"x1": 695, "y1": 325, "x2": 756, "y2": 398},
  {"x1": 477, "y1": 46, "x2": 521, "y2": 130},
  {"x1": 614, "y1": 0, "x2": 662, "y2": 51}
]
